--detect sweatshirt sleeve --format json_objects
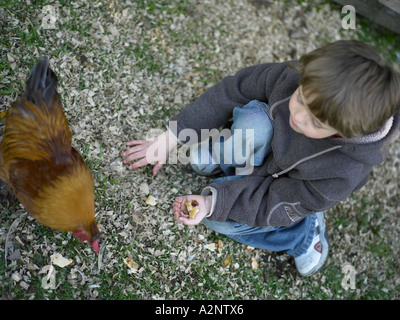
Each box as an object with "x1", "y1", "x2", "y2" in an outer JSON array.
[
  {"x1": 203, "y1": 175, "x2": 343, "y2": 227},
  {"x1": 170, "y1": 62, "x2": 298, "y2": 143},
  {"x1": 203, "y1": 176, "x2": 315, "y2": 227}
]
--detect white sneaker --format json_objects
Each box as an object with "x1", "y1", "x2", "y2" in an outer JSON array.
[{"x1": 294, "y1": 212, "x2": 329, "y2": 277}]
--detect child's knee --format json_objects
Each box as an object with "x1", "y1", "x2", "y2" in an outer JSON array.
[{"x1": 232, "y1": 101, "x2": 274, "y2": 150}]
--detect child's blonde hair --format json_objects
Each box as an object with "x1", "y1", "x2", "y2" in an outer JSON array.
[{"x1": 299, "y1": 40, "x2": 399, "y2": 138}]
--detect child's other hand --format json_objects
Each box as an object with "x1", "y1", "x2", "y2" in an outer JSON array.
[
  {"x1": 123, "y1": 130, "x2": 177, "y2": 175},
  {"x1": 173, "y1": 195, "x2": 212, "y2": 226}
]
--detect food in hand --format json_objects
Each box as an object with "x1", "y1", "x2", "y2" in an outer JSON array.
[{"x1": 184, "y1": 200, "x2": 199, "y2": 219}]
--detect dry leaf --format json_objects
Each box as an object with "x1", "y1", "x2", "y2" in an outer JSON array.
[
  {"x1": 124, "y1": 257, "x2": 139, "y2": 274},
  {"x1": 218, "y1": 240, "x2": 224, "y2": 253},
  {"x1": 223, "y1": 257, "x2": 232, "y2": 268},
  {"x1": 145, "y1": 195, "x2": 157, "y2": 206},
  {"x1": 50, "y1": 253, "x2": 73, "y2": 268},
  {"x1": 7, "y1": 53, "x2": 15, "y2": 62},
  {"x1": 41, "y1": 265, "x2": 56, "y2": 290},
  {"x1": 11, "y1": 272, "x2": 22, "y2": 282},
  {"x1": 243, "y1": 244, "x2": 255, "y2": 252},
  {"x1": 186, "y1": 254, "x2": 196, "y2": 263},
  {"x1": 140, "y1": 183, "x2": 150, "y2": 195},
  {"x1": 204, "y1": 243, "x2": 217, "y2": 252},
  {"x1": 250, "y1": 258, "x2": 259, "y2": 270}
]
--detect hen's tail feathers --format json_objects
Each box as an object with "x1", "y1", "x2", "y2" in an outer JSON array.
[
  {"x1": 3, "y1": 57, "x2": 72, "y2": 162},
  {"x1": 23, "y1": 56, "x2": 58, "y2": 112}
]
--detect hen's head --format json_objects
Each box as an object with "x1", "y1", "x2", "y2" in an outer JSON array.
[{"x1": 73, "y1": 221, "x2": 100, "y2": 253}]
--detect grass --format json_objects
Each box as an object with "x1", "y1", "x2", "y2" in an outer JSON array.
[{"x1": 1, "y1": 0, "x2": 399, "y2": 301}]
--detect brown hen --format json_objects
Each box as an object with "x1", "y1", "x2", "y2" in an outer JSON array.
[{"x1": 0, "y1": 57, "x2": 100, "y2": 253}]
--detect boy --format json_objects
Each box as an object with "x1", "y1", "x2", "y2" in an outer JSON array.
[{"x1": 123, "y1": 40, "x2": 400, "y2": 276}]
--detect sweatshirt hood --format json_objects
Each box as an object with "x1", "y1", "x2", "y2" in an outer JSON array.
[{"x1": 327, "y1": 111, "x2": 399, "y2": 165}]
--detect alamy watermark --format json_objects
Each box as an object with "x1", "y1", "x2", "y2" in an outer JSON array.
[
  {"x1": 41, "y1": 5, "x2": 58, "y2": 29},
  {"x1": 341, "y1": 5, "x2": 356, "y2": 30},
  {"x1": 41, "y1": 4, "x2": 356, "y2": 32},
  {"x1": 146, "y1": 121, "x2": 256, "y2": 175},
  {"x1": 341, "y1": 263, "x2": 356, "y2": 290}
]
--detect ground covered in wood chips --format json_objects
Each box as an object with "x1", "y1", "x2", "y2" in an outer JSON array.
[{"x1": 0, "y1": 0, "x2": 399, "y2": 300}]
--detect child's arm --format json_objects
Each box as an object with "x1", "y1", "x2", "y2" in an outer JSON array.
[
  {"x1": 124, "y1": 63, "x2": 295, "y2": 175},
  {"x1": 123, "y1": 130, "x2": 177, "y2": 175},
  {"x1": 170, "y1": 62, "x2": 295, "y2": 139},
  {"x1": 173, "y1": 195, "x2": 213, "y2": 226}
]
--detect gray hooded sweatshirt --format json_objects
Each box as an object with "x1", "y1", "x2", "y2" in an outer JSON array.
[{"x1": 170, "y1": 62, "x2": 400, "y2": 227}]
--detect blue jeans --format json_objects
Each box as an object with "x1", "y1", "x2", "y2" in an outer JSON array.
[
  {"x1": 216, "y1": 100, "x2": 274, "y2": 176},
  {"x1": 201, "y1": 100, "x2": 317, "y2": 258}
]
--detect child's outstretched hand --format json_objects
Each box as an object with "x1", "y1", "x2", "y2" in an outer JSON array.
[
  {"x1": 123, "y1": 130, "x2": 177, "y2": 175},
  {"x1": 173, "y1": 195, "x2": 212, "y2": 226}
]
